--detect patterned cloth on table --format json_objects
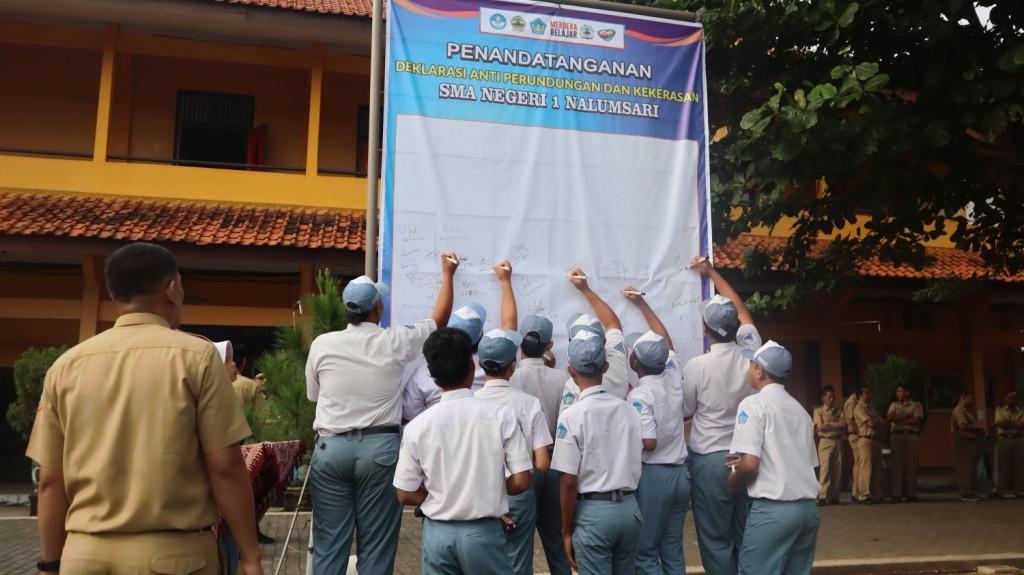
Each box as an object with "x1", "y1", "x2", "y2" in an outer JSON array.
[{"x1": 215, "y1": 440, "x2": 307, "y2": 539}]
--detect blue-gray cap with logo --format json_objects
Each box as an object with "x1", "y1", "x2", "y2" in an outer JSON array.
[
  {"x1": 342, "y1": 276, "x2": 389, "y2": 314},
  {"x1": 567, "y1": 313, "x2": 604, "y2": 340},
  {"x1": 625, "y1": 331, "x2": 669, "y2": 372},
  {"x1": 448, "y1": 303, "x2": 487, "y2": 344},
  {"x1": 520, "y1": 315, "x2": 553, "y2": 345},
  {"x1": 478, "y1": 328, "x2": 524, "y2": 371},
  {"x1": 701, "y1": 294, "x2": 739, "y2": 338},
  {"x1": 741, "y1": 340, "x2": 793, "y2": 380},
  {"x1": 568, "y1": 330, "x2": 606, "y2": 375}
]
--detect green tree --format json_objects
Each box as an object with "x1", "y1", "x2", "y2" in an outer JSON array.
[
  {"x1": 6, "y1": 346, "x2": 68, "y2": 439},
  {"x1": 865, "y1": 355, "x2": 923, "y2": 416},
  {"x1": 626, "y1": 0, "x2": 1024, "y2": 310},
  {"x1": 248, "y1": 270, "x2": 347, "y2": 447}
]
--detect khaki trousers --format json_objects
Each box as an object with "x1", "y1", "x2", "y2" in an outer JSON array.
[
  {"x1": 817, "y1": 437, "x2": 843, "y2": 502},
  {"x1": 855, "y1": 437, "x2": 881, "y2": 501},
  {"x1": 996, "y1": 437, "x2": 1024, "y2": 493},
  {"x1": 953, "y1": 437, "x2": 979, "y2": 497},
  {"x1": 889, "y1": 433, "x2": 920, "y2": 498},
  {"x1": 848, "y1": 435, "x2": 861, "y2": 498},
  {"x1": 61, "y1": 530, "x2": 220, "y2": 575}
]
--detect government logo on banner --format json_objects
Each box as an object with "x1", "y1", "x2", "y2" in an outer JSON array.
[{"x1": 480, "y1": 7, "x2": 626, "y2": 49}]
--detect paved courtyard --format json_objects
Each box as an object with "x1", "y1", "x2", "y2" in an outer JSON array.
[{"x1": 1, "y1": 497, "x2": 1022, "y2": 574}]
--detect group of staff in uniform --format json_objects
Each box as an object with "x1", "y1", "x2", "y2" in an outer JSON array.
[
  {"x1": 305, "y1": 253, "x2": 821, "y2": 575},
  {"x1": 26, "y1": 240, "x2": 823, "y2": 575}
]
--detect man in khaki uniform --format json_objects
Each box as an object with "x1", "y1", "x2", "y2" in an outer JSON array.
[
  {"x1": 951, "y1": 391, "x2": 986, "y2": 502},
  {"x1": 813, "y1": 386, "x2": 846, "y2": 505},
  {"x1": 843, "y1": 390, "x2": 861, "y2": 498},
  {"x1": 994, "y1": 391, "x2": 1024, "y2": 498},
  {"x1": 27, "y1": 243, "x2": 262, "y2": 575},
  {"x1": 887, "y1": 386, "x2": 924, "y2": 501},
  {"x1": 854, "y1": 387, "x2": 885, "y2": 503}
]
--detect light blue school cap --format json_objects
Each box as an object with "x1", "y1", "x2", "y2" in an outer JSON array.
[
  {"x1": 626, "y1": 331, "x2": 669, "y2": 371},
  {"x1": 478, "y1": 329, "x2": 524, "y2": 370},
  {"x1": 449, "y1": 303, "x2": 487, "y2": 344},
  {"x1": 568, "y1": 330, "x2": 606, "y2": 375},
  {"x1": 520, "y1": 315, "x2": 553, "y2": 345},
  {"x1": 342, "y1": 276, "x2": 389, "y2": 313},
  {"x1": 741, "y1": 340, "x2": 793, "y2": 380}
]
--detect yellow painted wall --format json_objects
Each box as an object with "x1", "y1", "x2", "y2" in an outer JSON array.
[
  {"x1": 127, "y1": 55, "x2": 310, "y2": 169},
  {"x1": 0, "y1": 43, "x2": 100, "y2": 155},
  {"x1": 320, "y1": 72, "x2": 370, "y2": 174}
]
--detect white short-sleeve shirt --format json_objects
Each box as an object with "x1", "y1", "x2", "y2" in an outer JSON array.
[
  {"x1": 394, "y1": 388, "x2": 533, "y2": 520},
  {"x1": 626, "y1": 351, "x2": 688, "y2": 465},
  {"x1": 682, "y1": 323, "x2": 762, "y2": 454},
  {"x1": 475, "y1": 379, "x2": 553, "y2": 452},
  {"x1": 730, "y1": 383, "x2": 820, "y2": 501},
  {"x1": 551, "y1": 385, "x2": 643, "y2": 493},
  {"x1": 401, "y1": 355, "x2": 486, "y2": 422},
  {"x1": 510, "y1": 357, "x2": 566, "y2": 439},
  {"x1": 558, "y1": 329, "x2": 629, "y2": 416},
  {"x1": 306, "y1": 320, "x2": 435, "y2": 435}
]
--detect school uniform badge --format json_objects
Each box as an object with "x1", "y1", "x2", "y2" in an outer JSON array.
[
  {"x1": 738, "y1": 411, "x2": 749, "y2": 424},
  {"x1": 632, "y1": 401, "x2": 644, "y2": 414},
  {"x1": 557, "y1": 423, "x2": 568, "y2": 439},
  {"x1": 562, "y1": 392, "x2": 575, "y2": 406}
]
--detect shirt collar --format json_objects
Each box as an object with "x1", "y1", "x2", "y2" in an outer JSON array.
[
  {"x1": 114, "y1": 313, "x2": 170, "y2": 328},
  {"x1": 483, "y1": 379, "x2": 511, "y2": 389},
  {"x1": 760, "y1": 383, "x2": 784, "y2": 394},
  {"x1": 579, "y1": 385, "x2": 607, "y2": 400},
  {"x1": 347, "y1": 322, "x2": 381, "y2": 331},
  {"x1": 636, "y1": 374, "x2": 661, "y2": 388},
  {"x1": 441, "y1": 388, "x2": 474, "y2": 402},
  {"x1": 520, "y1": 357, "x2": 546, "y2": 368}
]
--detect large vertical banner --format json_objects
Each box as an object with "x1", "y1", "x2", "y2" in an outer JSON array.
[{"x1": 382, "y1": 0, "x2": 712, "y2": 361}]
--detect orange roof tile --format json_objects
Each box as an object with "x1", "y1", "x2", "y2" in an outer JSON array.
[
  {"x1": 713, "y1": 234, "x2": 1024, "y2": 283},
  {"x1": 213, "y1": 0, "x2": 374, "y2": 17},
  {"x1": 0, "y1": 191, "x2": 365, "y2": 252}
]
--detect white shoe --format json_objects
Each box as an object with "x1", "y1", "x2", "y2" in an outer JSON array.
[
  {"x1": 960, "y1": 495, "x2": 981, "y2": 502},
  {"x1": 998, "y1": 492, "x2": 1017, "y2": 499}
]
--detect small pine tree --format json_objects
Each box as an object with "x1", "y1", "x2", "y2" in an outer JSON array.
[
  {"x1": 249, "y1": 270, "x2": 347, "y2": 447},
  {"x1": 6, "y1": 346, "x2": 68, "y2": 439},
  {"x1": 865, "y1": 355, "x2": 923, "y2": 416}
]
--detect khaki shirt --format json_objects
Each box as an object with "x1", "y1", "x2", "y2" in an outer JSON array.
[
  {"x1": 887, "y1": 400, "x2": 924, "y2": 434},
  {"x1": 854, "y1": 399, "x2": 882, "y2": 438},
  {"x1": 951, "y1": 404, "x2": 980, "y2": 441},
  {"x1": 994, "y1": 405, "x2": 1023, "y2": 438},
  {"x1": 843, "y1": 394, "x2": 860, "y2": 436},
  {"x1": 813, "y1": 405, "x2": 845, "y2": 439},
  {"x1": 232, "y1": 375, "x2": 262, "y2": 408},
  {"x1": 26, "y1": 313, "x2": 250, "y2": 534}
]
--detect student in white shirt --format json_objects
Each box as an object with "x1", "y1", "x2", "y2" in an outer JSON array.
[
  {"x1": 681, "y1": 256, "x2": 762, "y2": 575},
  {"x1": 305, "y1": 253, "x2": 457, "y2": 575},
  {"x1": 401, "y1": 302, "x2": 487, "y2": 421},
  {"x1": 510, "y1": 314, "x2": 572, "y2": 575},
  {"x1": 394, "y1": 327, "x2": 533, "y2": 574},
  {"x1": 558, "y1": 267, "x2": 629, "y2": 412},
  {"x1": 552, "y1": 330, "x2": 649, "y2": 575},
  {"x1": 728, "y1": 341, "x2": 820, "y2": 575},
  {"x1": 623, "y1": 290, "x2": 690, "y2": 575}
]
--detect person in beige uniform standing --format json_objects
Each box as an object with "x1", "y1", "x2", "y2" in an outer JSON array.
[
  {"x1": 854, "y1": 387, "x2": 885, "y2": 503},
  {"x1": 843, "y1": 390, "x2": 861, "y2": 498},
  {"x1": 887, "y1": 386, "x2": 924, "y2": 502},
  {"x1": 27, "y1": 242, "x2": 261, "y2": 575},
  {"x1": 994, "y1": 391, "x2": 1024, "y2": 498},
  {"x1": 812, "y1": 386, "x2": 845, "y2": 505},
  {"x1": 952, "y1": 391, "x2": 986, "y2": 502}
]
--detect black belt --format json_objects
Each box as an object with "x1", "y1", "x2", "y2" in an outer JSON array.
[
  {"x1": 578, "y1": 490, "x2": 634, "y2": 501},
  {"x1": 999, "y1": 434, "x2": 1022, "y2": 440},
  {"x1": 891, "y1": 430, "x2": 919, "y2": 435},
  {"x1": 334, "y1": 425, "x2": 401, "y2": 437}
]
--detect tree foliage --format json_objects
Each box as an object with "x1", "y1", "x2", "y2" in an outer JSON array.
[
  {"x1": 6, "y1": 346, "x2": 67, "y2": 439},
  {"x1": 865, "y1": 354, "x2": 923, "y2": 416},
  {"x1": 626, "y1": 0, "x2": 1024, "y2": 310},
  {"x1": 249, "y1": 270, "x2": 348, "y2": 447}
]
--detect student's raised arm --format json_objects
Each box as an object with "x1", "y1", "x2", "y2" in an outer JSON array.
[
  {"x1": 623, "y1": 287, "x2": 673, "y2": 351},
  {"x1": 494, "y1": 260, "x2": 517, "y2": 330},
  {"x1": 569, "y1": 266, "x2": 621, "y2": 331},
  {"x1": 690, "y1": 257, "x2": 754, "y2": 326},
  {"x1": 431, "y1": 252, "x2": 459, "y2": 328}
]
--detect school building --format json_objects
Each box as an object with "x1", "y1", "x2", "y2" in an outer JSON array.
[{"x1": 0, "y1": 0, "x2": 1021, "y2": 481}]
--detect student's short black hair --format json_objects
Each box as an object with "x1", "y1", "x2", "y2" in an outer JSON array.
[
  {"x1": 521, "y1": 339, "x2": 547, "y2": 358},
  {"x1": 481, "y1": 360, "x2": 514, "y2": 377},
  {"x1": 423, "y1": 328, "x2": 475, "y2": 390},
  {"x1": 104, "y1": 242, "x2": 179, "y2": 303},
  {"x1": 705, "y1": 323, "x2": 738, "y2": 344},
  {"x1": 821, "y1": 385, "x2": 835, "y2": 397},
  {"x1": 346, "y1": 309, "x2": 369, "y2": 324}
]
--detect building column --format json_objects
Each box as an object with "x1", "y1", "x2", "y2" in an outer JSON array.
[
  {"x1": 305, "y1": 44, "x2": 324, "y2": 177},
  {"x1": 300, "y1": 263, "x2": 315, "y2": 297},
  {"x1": 93, "y1": 24, "x2": 118, "y2": 163},
  {"x1": 817, "y1": 287, "x2": 856, "y2": 404},
  {"x1": 79, "y1": 255, "x2": 104, "y2": 341},
  {"x1": 959, "y1": 292, "x2": 993, "y2": 426}
]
